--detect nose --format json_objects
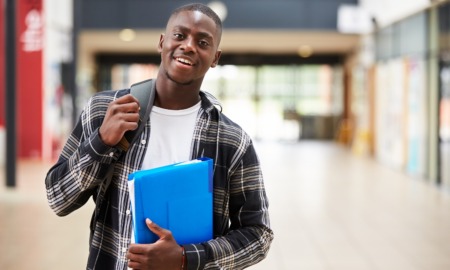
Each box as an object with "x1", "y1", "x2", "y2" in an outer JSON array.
[{"x1": 181, "y1": 37, "x2": 195, "y2": 53}]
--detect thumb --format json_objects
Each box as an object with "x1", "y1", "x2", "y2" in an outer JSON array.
[{"x1": 146, "y1": 218, "x2": 173, "y2": 240}]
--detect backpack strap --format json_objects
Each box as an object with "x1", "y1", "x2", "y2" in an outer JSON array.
[
  {"x1": 92, "y1": 79, "x2": 155, "y2": 229},
  {"x1": 116, "y1": 79, "x2": 156, "y2": 151}
]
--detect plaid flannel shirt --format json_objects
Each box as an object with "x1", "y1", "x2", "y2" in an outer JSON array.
[{"x1": 45, "y1": 85, "x2": 273, "y2": 269}]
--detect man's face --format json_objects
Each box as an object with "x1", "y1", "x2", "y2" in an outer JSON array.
[{"x1": 158, "y1": 10, "x2": 222, "y2": 86}]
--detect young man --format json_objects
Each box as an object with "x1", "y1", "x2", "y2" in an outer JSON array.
[{"x1": 45, "y1": 3, "x2": 273, "y2": 269}]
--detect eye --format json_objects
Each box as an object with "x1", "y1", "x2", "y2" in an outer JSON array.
[
  {"x1": 199, "y1": 40, "x2": 209, "y2": 47},
  {"x1": 173, "y1": 33, "x2": 184, "y2": 40}
]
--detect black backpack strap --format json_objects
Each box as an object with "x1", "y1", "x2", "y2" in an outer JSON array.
[{"x1": 116, "y1": 79, "x2": 156, "y2": 151}]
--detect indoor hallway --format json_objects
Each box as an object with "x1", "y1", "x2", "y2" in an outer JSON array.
[{"x1": 1, "y1": 141, "x2": 450, "y2": 270}]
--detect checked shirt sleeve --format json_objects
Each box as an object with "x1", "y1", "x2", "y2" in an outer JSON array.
[
  {"x1": 45, "y1": 93, "x2": 122, "y2": 216},
  {"x1": 184, "y1": 140, "x2": 274, "y2": 269}
]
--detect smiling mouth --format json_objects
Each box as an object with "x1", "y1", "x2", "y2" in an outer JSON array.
[{"x1": 175, "y1": 57, "x2": 194, "y2": 66}]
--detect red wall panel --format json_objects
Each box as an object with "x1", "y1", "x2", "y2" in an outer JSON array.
[{"x1": 17, "y1": 0, "x2": 43, "y2": 158}]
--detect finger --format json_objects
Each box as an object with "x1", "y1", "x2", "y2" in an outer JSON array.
[
  {"x1": 126, "y1": 251, "x2": 142, "y2": 269},
  {"x1": 119, "y1": 112, "x2": 140, "y2": 124},
  {"x1": 127, "y1": 244, "x2": 152, "y2": 255},
  {"x1": 110, "y1": 102, "x2": 140, "y2": 115},
  {"x1": 127, "y1": 259, "x2": 142, "y2": 269},
  {"x1": 146, "y1": 218, "x2": 173, "y2": 240},
  {"x1": 119, "y1": 121, "x2": 139, "y2": 133},
  {"x1": 127, "y1": 244, "x2": 144, "y2": 255},
  {"x1": 127, "y1": 245, "x2": 152, "y2": 269},
  {"x1": 127, "y1": 251, "x2": 140, "y2": 260},
  {"x1": 115, "y1": 94, "x2": 140, "y2": 105}
]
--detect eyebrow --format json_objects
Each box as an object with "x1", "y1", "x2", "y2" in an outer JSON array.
[{"x1": 173, "y1": 25, "x2": 214, "y2": 41}]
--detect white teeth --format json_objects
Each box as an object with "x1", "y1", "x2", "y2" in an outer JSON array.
[{"x1": 176, "y1": 58, "x2": 193, "y2": 65}]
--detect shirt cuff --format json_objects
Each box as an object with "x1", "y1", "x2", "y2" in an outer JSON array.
[
  {"x1": 183, "y1": 243, "x2": 207, "y2": 270},
  {"x1": 81, "y1": 128, "x2": 121, "y2": 163}
]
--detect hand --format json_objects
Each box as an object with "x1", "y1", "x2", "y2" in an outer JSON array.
[
  {"x1": 99, "y1": 94, "x2": 140, "y2": 146},
  {"x1": 127, "y1": 219, "x2": 184, "y2": 270}
]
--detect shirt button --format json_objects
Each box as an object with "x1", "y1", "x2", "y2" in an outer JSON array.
[
  {"x1": 122, "y1": 247, "x2": 127, "y2": 253},
  {"x1": 126, "y1": 210, "x2": 131, "y2": 215},
  {"x1": 109, "y1": 152, "x2": 114, "y2": 157},
  {"x1": 141, "y1": 140, "x2": 146, "y2": 145}
]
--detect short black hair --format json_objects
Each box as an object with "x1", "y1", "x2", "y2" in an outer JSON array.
[{"x1": 170, "y1": 3, "x2": 223, "y2": 33}]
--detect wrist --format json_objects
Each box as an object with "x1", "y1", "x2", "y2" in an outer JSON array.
[{"x1": 98, "y1": 127, "x2": 114, "y2": 146}]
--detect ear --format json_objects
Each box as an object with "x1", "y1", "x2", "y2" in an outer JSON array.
[
  {"x1": 157, "y1": 34, "x2": 165, "y2": 53},
  {"x1": 211, "y1": 49, "x2": 222, "y2": 68}
]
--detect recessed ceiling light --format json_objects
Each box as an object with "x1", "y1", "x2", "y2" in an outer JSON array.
[
  {"x1": 298, "y1": 45, "x2": 313, "y2": 58},
  {"x1": 208, "y1": 1, "x2": 227, "y2": 22},
  {"x1": 119, "y1": 29, "x2": 136, "y2": 42}
]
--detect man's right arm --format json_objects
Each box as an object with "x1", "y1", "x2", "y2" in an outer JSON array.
[{"x1": 45, "y1": 93, "x2": 125, "y2": 216}]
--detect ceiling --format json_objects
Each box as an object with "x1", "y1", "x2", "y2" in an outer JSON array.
[{"x1": 78, "y1": 29, "x2": 360, "y2": 69}]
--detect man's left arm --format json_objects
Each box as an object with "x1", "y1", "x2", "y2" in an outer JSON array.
[{"x1": 185, "y1": 143, "x2": 274, "y2": 269}]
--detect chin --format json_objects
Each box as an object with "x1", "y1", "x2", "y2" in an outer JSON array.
[{"x1": 166, "y1": 72, "x2": 193, "y2": 86}]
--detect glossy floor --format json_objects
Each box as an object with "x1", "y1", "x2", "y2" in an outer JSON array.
[{"x1": 1, "y1": 141, "x2": 450, "y2": 270}]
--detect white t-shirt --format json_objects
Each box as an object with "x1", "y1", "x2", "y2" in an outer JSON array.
[{"x1": 141, "y1": 100, "x2": 201, "y2": 169}]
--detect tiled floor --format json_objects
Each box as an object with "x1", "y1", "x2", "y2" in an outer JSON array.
[{"x1": 2, "y1": 141, "x2": 450, "y2": 270}]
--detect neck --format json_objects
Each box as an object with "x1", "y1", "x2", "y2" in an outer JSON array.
[{"x1": 154, "y1": 78, "x2": 202, "y2": 110}]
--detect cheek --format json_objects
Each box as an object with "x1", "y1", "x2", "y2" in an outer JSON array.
[
  {"x1": 160, "y1": 40, "x2": 172, "y2": 53},
  {"x1": 161, "y1": 46, "x2": 173, "y2": 60}
]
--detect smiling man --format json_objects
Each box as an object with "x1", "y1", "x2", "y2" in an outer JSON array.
[
  {"x1": 45, "y1": 3, "x2": 273, "y2": 270},
  {"x1": 158, "y1": 7, "x2": 221, "y2": 89}
]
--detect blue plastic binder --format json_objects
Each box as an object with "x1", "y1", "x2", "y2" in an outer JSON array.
[{"x1": 128, "y1": 157, "x2": 213, "y2": 245}]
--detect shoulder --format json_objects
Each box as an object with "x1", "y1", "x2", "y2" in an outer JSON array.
[
  {"x1": 84, "y1": 89, "x2": 130, "y2": 111},
  {"x1": 89, "y1": 89, "x2": 130, "y2": 105},
  {"x1": 220, "y1": 112, "x2": 252, "y2": 146},
  {"x1": 81, "y1": 89, "x2": 130, "y2": 123},
  {"x1": 200, "y1": 91, "x2": 252, "y2": 148}
]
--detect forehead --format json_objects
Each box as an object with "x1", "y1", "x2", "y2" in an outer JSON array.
[{"x1": 167, "y1": 10, "x2": 220, "y2": 39}]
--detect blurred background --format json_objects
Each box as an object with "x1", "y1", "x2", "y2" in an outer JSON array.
[{"x1": 2, "y1": 0, "x2": 450, "y2": 269}]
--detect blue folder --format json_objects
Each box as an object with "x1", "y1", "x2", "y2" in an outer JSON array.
[{"x1": 128, "y1": 157, "x2": 213, "y2": 245}]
